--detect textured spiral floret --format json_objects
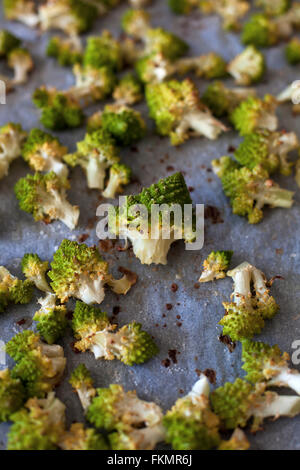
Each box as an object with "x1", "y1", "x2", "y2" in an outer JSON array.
[{"x1": 0, "y1": 369, "x2": 25, "y2": 422}]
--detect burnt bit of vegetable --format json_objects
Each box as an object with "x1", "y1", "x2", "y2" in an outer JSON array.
[
  {"x1": 70, "y1": 342, "x2": 81, "y2": 354},
  {"x1": 267, "y1": 275, "x2": 284, "y2": 287},
  {"x1": 78, "y1": 233, "x2": 89, "y2": 243},
  {"x1": 204, "y1": 205, "x2": 224, "y2": 224},
  {"x1": 219, "y1": 334, "x2": 236, "y2": 353},
  {"x1": 228, "y1": 145, "x2": 236, "y2": 153},
  {"x1": 162, "y1": 358, "x2": 171, "y2": 368},
  {"x1": 98, "y1": 239, "x2": 114, "y2": 253},
  {"x1": 16, "y1": 318, "x2": 26, "y2": 326},
  {"x1": 171, "y1": 283, "x2": 178, "y2": 292},
  {"x1": 168, "y1": 349, "x2": 178, "y2": 364},
  {"x1": 166, "y1": 303, "x2": 173, "y2": 310},
  {"x1": 118, "y1": 266, "x2": 138, "y2": 287},
  {"x1": 194, "y1": 282, "x2": 200, "y2": 289},
  {"x1": 203, "y1": 368, "x2": 216, "y2": 385}
]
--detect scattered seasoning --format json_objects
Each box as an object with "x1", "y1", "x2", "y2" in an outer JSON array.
[
  {"x1": 219, "y1": 334, "x2": 236, "y2": 353},
  {"x1": 194, "y1": 282, "x2": 200, "y2": 289},
  {"x1": 113, "y1": 306, "x2": 121, "y2": 316},
  {"x1": 163, "y1": 324, "x2": 167, "y2": 328},
  {"x1": 162, "y1": 314, "x2": 166, "y2": 318},
  {"x1": 176, "y1": 315, "x2": 181, "y2": 320},
  {"x1": 204, "y1": 205, "x2": 224, "y2": 224},
  {"x1": 207, "y1": 178, "x2": 212, "y2": 183},
  {"x1": 78, "y1": 233, "x2": 89, "y2": 243},
  {"x1": 188, "y1": 186, "x2": 194, "y2": 192},
  {"x1": 228, "y1": 145, "x2": 236, "y2": 153},
  {"x1": 195, "y1": 368, "x2": 201, "y2": 377},
  {"x1": 179, "y1": 389, "x2": 184, "y2": 394},
  {"x1": 206, "y1": 168, "x2": 212, "y2": 173},
  {"x1": 166, "y1": 303, "x2": 173, "y2": 310},
  {"x1": 168, "y1": 349, "x2": 178, "y2": 364},
  {"x1": 16, "y1": 318, "x2": 26, "y2": 326},
  {"x1": 162, "y1": 358, "x2": 171, "y2": 368},
  {"x1": 171, "y1": 283, "x2": 178, "y2": 292},
  {"x1": 98, "y1": 239, "x2": 114, "y2": 252},
  {"x1": 276, "y1": 248, "x2": 283, "y2": 255},
  {"x1": 155, "y1": 323, "x2": 159, "y2": 327},
  {"x1": 177, "y1": 322, "x2": 182, "y2": 327},
  {"x1": 166, "y1": 165, "x2": 175, "y2": 172},
  {"x1": 204, "y1": 368, "x2": 216, "y2": 385},
  {"x1": 86, "y1": 216, "x2": 97, "y2": 230}
]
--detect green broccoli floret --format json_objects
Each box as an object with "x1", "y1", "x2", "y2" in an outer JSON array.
[
  {"x1": 32, "y1": 86, "x2": 84, "y2": 130},
  {"x1": 202, "y1": 82, "x2": 257, "y2": 118},
  {"x1": 7, "y1": 47, "x2": 34, "y2": 85},
  {"x1": 218, "y1": 428, "x2": 250, "y2": 450},
  {"x1": 230, "y1": 95, "x2": 278, "y2": 136},
  {"x1": 101, "y1": 105, "x2": 146, "y2": 146},
  {"x1": 3, "y1": 0, "x2": 39, "y2": 27},
  {"x1": 212, "y1": 378, "x2": 300, "y2": 432},
  {"x1": 48, "y1": 239, "x2": 110, "y2": 304},
  {"x1": 213, "y1": 157, "x2": 294, "y2": 224},
  {"x1": 72, "y1": 301, "x2": 158, "y2": 365},
  {"x1": 64, "y1": 129, "x2": 119, "y2": 190},
  {"x1": 6, "y1": 331, "x2": 66, "y2": 398},
  {"x1": 227, "y1": 46, "x2": 265, "y2": 86},
  {"x1": 176, "y1": 52, "x2": 228, "y2": 79},
  {"x1": 146, "y1": 79, "x2": 227, "y2": 145},
  {"x1": 0, "y1": 122, "x2": 27, "y2": 180},
  {"x1": 67, "y1": 64, "x2": 115, "y2": 105},
  {"x1": 33, "y1": 293, "x2": 68, "y2": 344},
  {"x1": 242, "y1": 339, "x2": 300, "y2": 395},
  {"x1": 0, "y1": 30, "x2": 21, "y2": 57},
  {"x1": 285, "y1": 37, "x2": 300, "y2": 64},
  {"x1": 83, "y1": 31, "x2": 123, "y2": 72},
  {"x1": 109, "y1": 172, "x2": 194, "y2": 265},
  {"x1": 242, "y1": 14, "x2": 280, "y2": 47},
  {"x1": 199, "y1": 0, "x2": 250, "y2": 31},
  {"x1": 102, "y1": 163, "x2": 132, "y2": 199},
  {"x1": 256, "y1": 0, "x2": 291, "y2": 16},
  {"x1": 7, "y1": 392, "x2": 66, "y2": 450},
  {"x1": 113, "y1": 73, "x2": 143, "y2": 105},
  {"x1": 164, "y1": 375, "x2": 220, "y2": 450},
  {"x1": 0, "y1": 266, "x2": 33, "y2": 313},
  {"x1": 234, "y1": 130, "x2": 299, "y2": 175},
  {"x1": 22, "y1": 128, "x2": 68, "y2": 178},
  {"x1": 14, "y1": 172, "x2": 80, "y2": 230},
  {"x1": 39, "y1": 0, "x2": 97, "y2": 35},
  {"x1": 0, "y1": 369, "x2": 25, "y2": 422},
  {"x1": 21, "y1": 253, "x2": 51, "y2": 293},
  {"x1": 87, "y1": 384, "x2": 165, "y2": 450},
  {"x1": 121, "y1": 8, "x2": 151, "y2": 38},
  {"x1": 69, "y1": 364, "x2": 96, "y2": 411},
  {"x1": 168, "y1": 0, "x2": 198, "y2": 14},
  {"x1": 218, "y1": 262, "x2": 279, "y2": 341},
  {"x1": 59, "y1": 423, "x2": 109, "y2": 450},
  {"x1": 199, "y1": 251, "x2": 233, "y2": 283},
  {"x1": 46, "y1": 36, "x2": 83, "y2": 67}
]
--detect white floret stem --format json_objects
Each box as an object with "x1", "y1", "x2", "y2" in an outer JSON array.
[
  {"x1": 254, "y1": 184, "x2": 294, "y2": 210},
  {"x1": 199, "y1": 269, "x2": 215, "y2": 283},
  {"x1": 130, "y1": 424, "x2": 166, "y2": 450},
  {"x1": 269, "y1": 369, "x2": 300, "y2": 395},
  {"x1": 123, "y1": 229, "x2": 175, "y2": 265},
  {"x1": 276, "y1": 83, "x2": 294, "y2": 103},
  {"x1": 102, "y1": 172, "x2": 120, "y2": 199},
  {"x1": 41, "y1": 149, "x2": 69, "y2": 179},
  {"x1": 257, "y1": 112, "x2": 278, "y2": 133},
  {"x1": 77, "y1": 385, "x2": 96, "y2": 411},
  {"x1": 49, "y1": 189, "x2": 79, "y2": 230},
  {"x1": 179, "y1": 111, "x2": 227, "y2": 140},
  {"x1": 86, "y1": 157, "x2": 107, "y2": 190},
  {"x1": 227, "y1": 262, "x2": 253, "y2": 307},
  {"x1": 76, "y1": 274, "x2": 106, "y2": 305},
  {"x1": 188, "y1": 375, "x2": 210, "y2": 400},
  {"x1": 251, "y1": 266, "x2": 268, "y2": 299},
  {"x1": 37, "y1": 293, "x2": 56, "y2": 313},
  {"x1": 252, "y1": 394, "x2": 300, "y2": 420}
]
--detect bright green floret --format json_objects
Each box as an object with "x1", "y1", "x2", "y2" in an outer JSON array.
[
  {"x1": 0, "y1": 266, "x2": 33, "y2": 314},
  {"x1": 230, "y1": 95, "x2": 278, "y2": 136},
  {"x1": 176, "y1": 52, "x2": 227, "y2": 79},
  {"x1": 227, "y1": 46, "x2": 265, "y2": 86},
  {"x1": 255, "y1": 0, "x2": 291, "y2": 16},
  {"x1": 202, "y1": 82, "x2": 256, "y2": 118},
  {"x1": 285, "y1": 37, "x2": 300, "y2": 64},
  {"x1": 59, "y1": 423, "x2": 109, "y2": 450},
  {"x1": 0, "y1": 29, "x2": 21, "y2": 56},
  {"x1": 168, "y1": 0, "x2": 198, "y2": 14},
  {"x1": 199, "y1": 251, "x2": 233, "y2": 283},
  {"x1": 68, "y1": 63, "x2": 116, "y2": 104},
  {"x1": 46, "y1": 37, "x2": 83, "y2": 67},
  {"x1": 113, "y1": 73, "x2": 143, "y2": 105},
  {"x1": 21, "y1": 253, "x2": 50, "y2": 293},
  {"x1": 121, "y1": 9, "x2": 151, "y2": 38},
  {"x1": 7, "y1": 392, "x2": 66, "y2": 450},
  {"x1": 101, "y1": 105, "x2": 146, "y2": 146},
  {"x1": 102, "y1": 163, "x2": 132, "y2": 199},
  {"x1": 0, "y1": 369, "x2": 25, "y2": 422},
  {"x1": 83, "y1": 32, "x2": 123, "y2": 71},
  {"x1": 33, "y1": 293, "x2": 68, "y2": 344},
  {"x1": 242, "y1": 14, "x2": 279, "y2": 48},
  {"x1": 69, "y1": 364, "x2": 96, "y2": 411},
  {"x1": 32, "y1": 87, "x2": 84, "y2": 130},
  {"x1": 39, "y1": 0, "x2": 97, "y2": 35},
  {"x1": 48, "y1": 239, "x2": 109, "y2": 304}
]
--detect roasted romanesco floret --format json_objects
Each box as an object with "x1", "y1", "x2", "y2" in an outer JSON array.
[
  {"x1": 72, "y1": 301, "x2": 158, "y2": 365},
  {"x1": 6, "y1": 330, "x2": 66, "y2": 398},
  {"x1": 39, "y1": 0, "x2": 97, "y2": 35},
  {"x1": 46, "y1": 36, "x2": 83, "y2": 67},
  {"x1": 3, "y1": 0, "x2": 39, "y2": 28},
  {"x1": 176, "y1": 52, "x2": 228, "y2": 79},
  {"x1": 32, "y1": 86, "x2": 84, "y2": 130},
  {"x1": 21, "y1": 253, "x2": 51, "y2": 293},
  {"x1": 69, "y1": 364, "x2": 96, "y2": 411},
  {"x1": 0, "y1": 266, "x2": 33, "y2": 313},
  {"x1": 14, "y1": 172, "x2": 80, "y2": 230},
  {"x1": 7, "y1": 392, "x2": 66, "y2": 450},
  {"x1": 21, "y1": 128, "x2": 68, "y2": 178},
  {"x1": 109, "y1": 172, "x2": 195, "y2": 265},
  {"x1": 100, "y1": 105, "x2": 146, "y2": 146},
  {"x1": 212, "y1": 378, "x2": 300, "y2": 432},
  {"x1": 234, "y1": 130, "x2": 299, "y2": 175},
  {"x1": 218, "y1": 262, "x2": 279, "y2": 341},
  {"x1": 83, "y1": 32, "x2": 123, "y2": 72},
  {"x1": 64, "y1": 129, "x2": 119, "y2": 190},
  {"x1": 0, "y1": 29, "x2": 21, "y2": 57},
  {"x1": 199, "y1": 0, "x2": 250, "y2": 31},
  {"x1": 242, "y1": 339, "x2": 300, "y2": 395},
  {"x1": 227, "y1": 46, "x2": 265, "y2": 86},
  {"x1": 0, "y1": 369, "x2": 25, "y2": 422},
  {"x1": 163, "y1": 375, "x2": 221, "y2": 450},
  {"x1": 0, "y1": 122, "x2": 27, "y2": 180},
  {"x1": 33, "y1": 293, "x2": 68, "y2": 345},
  {"x1": 7, "y1": 47, "x2": 33, "y2": 85},
  {"x1": 213, "y1": 157, "x2": 294, "y2": 223},
  {"x1": 202, "y1": 82, "x2": 257, "y2": 118},
  {"x1": 218, "y1": 428, "x2": 250, "y2": 450},
  {"x1": 146, "y1": 79, "x2": 228, "y2": 145},
  {"x1": 102, "y1": 163, "x2": 132, "y2": 199},
  {"x1": 230, "y1": 95, "x2": 278, "y2": 136},
  {"x1": 256, "y1": 0, "x2": 291, "y2": 16},
  {"x1": 59, "y1": 423, "x2": 109, "y2": 450},
  {"x1": 242, "y1": 14, "x2": 281, "y2": 48},
  {"x1": 87, "y1": 384, "x2": 165, "y2": 450},
  {"x1": 285, "y1": 37, "x2": 300, "y2": 64},
  {"x1": 67, "y1": 64, "x2": 115, "y2": 106},
  {"x1": 113, "y1": 73, "x2": 143, "y2": 105},
  {"x1": 199, "y1": 250, "x2": 233, "y2": 283}
]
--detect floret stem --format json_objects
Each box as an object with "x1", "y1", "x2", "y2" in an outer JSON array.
[
  {"x1": 269, "y1": 370, "x2": 300, "y2": 395},
  {"x1": 227, "y1": 262, "x2": 252, "y2": 307},
  {"x1": 251, "y1": 266, "x2": 268, "y2": 299},
  {"x1": 252, "y1": 394, "x2": 300, "y2": 428},
  {"x1": 76, "y1": 274, "x2": 106, "y2": 305},
  {"x1": 188, "y1": 374, "x2": 210, "y2": 400},
  {"x1": 43, "y1": 190, "x2": 79, "y2": 230},
  {"x1": 176, "y1": 110, "x2": 228, "y2": 141},
  {"x1": 253, "y1": 182, "x2": 294, "y2": 210}
]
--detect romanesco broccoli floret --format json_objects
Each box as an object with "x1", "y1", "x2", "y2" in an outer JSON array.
[
  {"x1": 234, "y1": 130, "x2": 299, "y2": 175},
  {"x1": 135, "y1": 52, "x2": 175, "y2": 84},
  {"x1": 199, "y1": 0, "x2": 250, "y2": 31},
  {"x1": 7, "y1": 392, "x2": 66, "y2": 450},
  {"x1": 3, "y1": 0, "x2": 39, "y2": 28},
  {"x1": 67, "y1": 63, "x2": 115, "y2": 105},
  {"x1": 202, "y1": 82, "x2": 257, "y2": 118},
  {"x1": 69, "y1": 364, "x2": 96, "y2": 411},
  {"x1": 109, "y1": 172, "x2": 194, "y2": 265},
  {"x1": 242, "y1": 339, "x2": 300, "y2": 395},
  {"x1": 64, "y1": 129, "x2": 119, "y2": 190},
  {"x1": 7, "y1": 47, "x2": 33, "y2": 85},
  {"x1": 72, "y1": 301, "x2": 158, "y2": 365},
  {"x1": 176, "y1": 52, "x2": 228, "y2": 79},
  {"x1": 101, "y1": 104, "x2": 146, "y2": 146},
  {"x1": 168, "y1": 0, "x2": 198, "y2": 14},
  {"x1": 212, "y1": 378, "x2": 300, "y2": 432},
  {"x1": 256, "y1": 0, "x2": 291, "y2": 16},
  {"x1": 32, "y1": 86, "x2": 84, "y2": 130},
  {"x1": 242, "y1": 14, "x2": 280, "y2": 47},
  {"x1": 0, "y1": 266, "x2": 33, "y2": 313},
  {"x1": 227, "y1": 46, "x2": 265, "y2": 86},
  {"x1": 0, "y1": 122, "x2": 27, "y2": 180},
  {"x1": 87, "y1": 384, "x2": 165, "y2": 450},
  {"x1": 0, "y1": 369, "x2": 25, "y2": 422},
  {"x1": 39, "y1": 0, "x2": 97, "y2": 35},
  {"x1": 21, "y1": 253, "x2": 51, "y2": 292},
  {"x1": 230, "y1": 95, "x2": 278, "y2": 136},
  {"x1": 122, "y1": 8, "x2": 151, "y2": 38},
  {"x1": 14, "y1": 172, "x2": 80, "y2": 230},
  {"x1": 113, "y1": 73, "x2": 143, "y2": 105},
  {"x1": 83, "y1": 31, "x2": 123, "y2": 72},
  {"x1": 213, "y1": 157, "x2": 294, "y2": 223},
  {"x1": 46, "y1": 36, "x2": 83, "y2": 66},
  {"x1": 22, "y1": 128, "x2": 68, "y2": 178},
  {"x1": 285, "y1": 37, "x2": 300, "y2": 64},
  {"x1": 33, "y1": 293, "x2": 68, "y2": 344},
  {"x1": 59, "y1": 423, "x2": 109, "y2": 450},
  {"x1": 146, "y1": 79, "x2": 228, "y2": 145},
  {"x1": 0, "y1": 30, "x2": 21, "y2": 57},
  {"x1": 218, "y1": 428, "x2": 250, "y2": 450},
  {"x1": 199, "y1": 250, "x2": 233, "y2": 283},
  {"x1": 164, "y1": 375, "x2": 221, "y2": 450},
  {"x1": 48, "y1": 239, "x2": 110, "y2": 304},
  {"x1": 102, "y1": 163, "x2": 132, "y2": 199}
]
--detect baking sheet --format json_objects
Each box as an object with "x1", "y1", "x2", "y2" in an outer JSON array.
[{"x1": 0, "y1": 1, "x2": 300, "y2": 450}]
